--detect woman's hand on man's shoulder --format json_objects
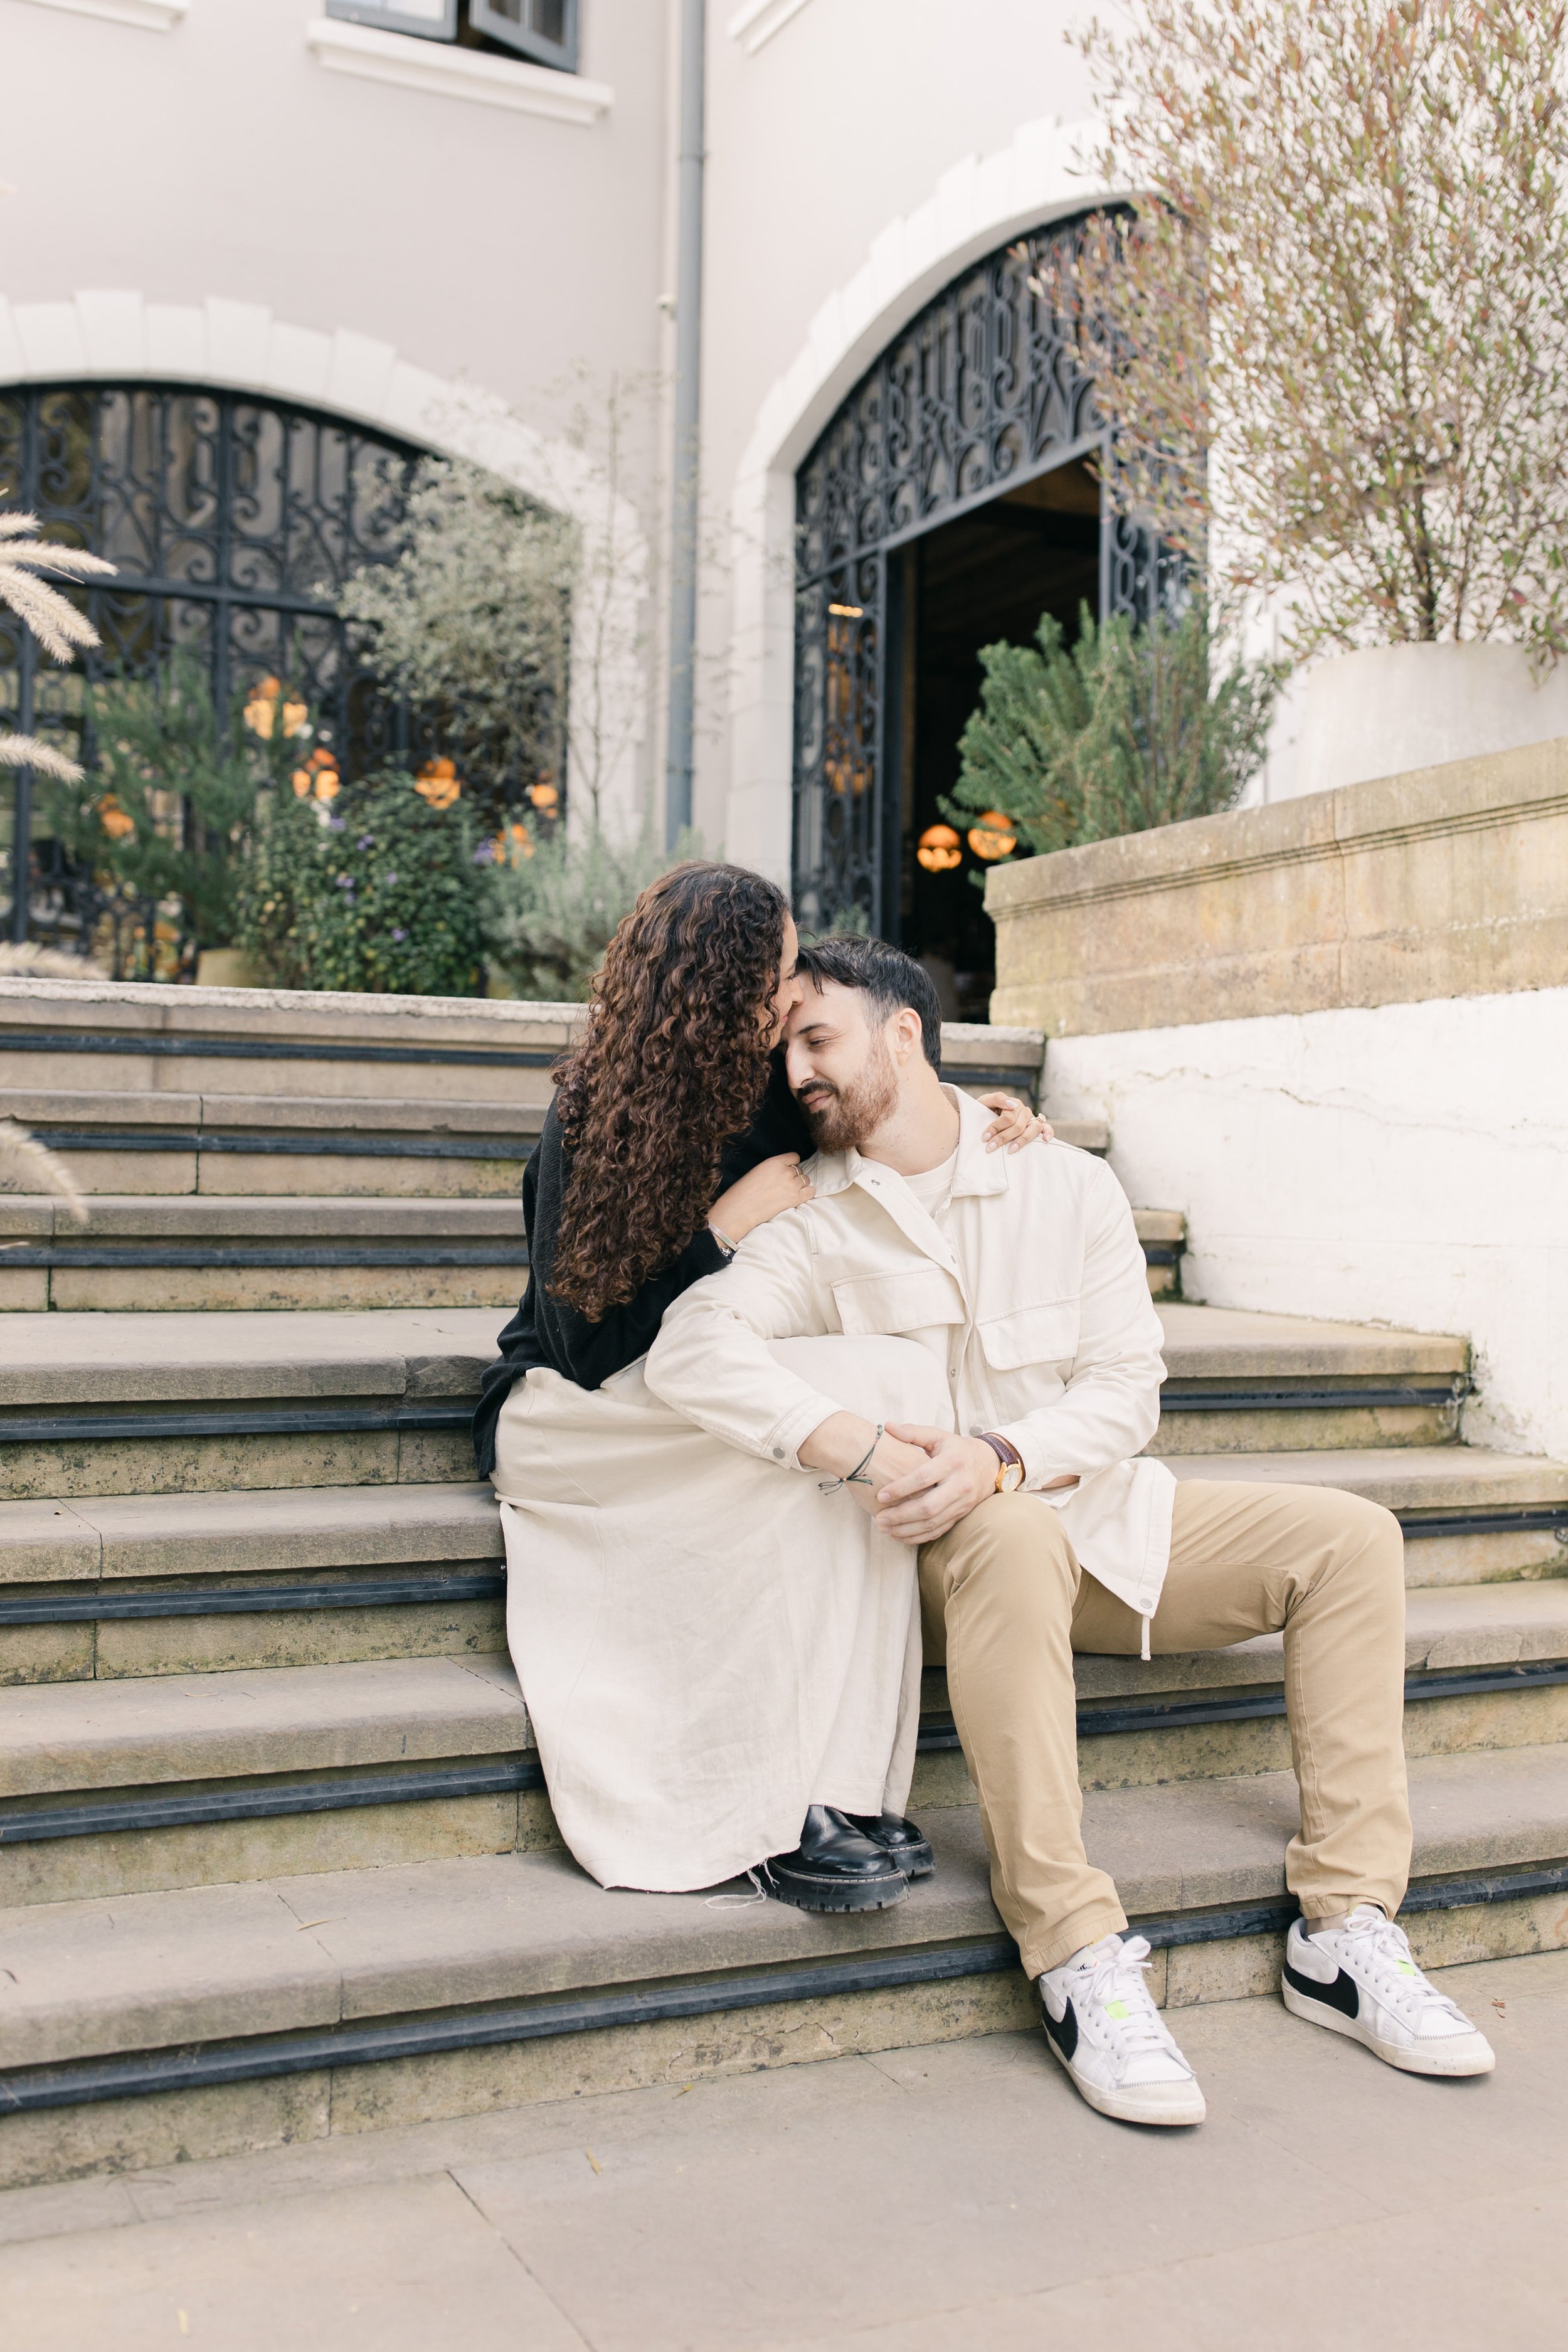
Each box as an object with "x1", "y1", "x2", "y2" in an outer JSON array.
[{"x1": 709, "y1": 1153, "x2": 815, "y2": 1248}]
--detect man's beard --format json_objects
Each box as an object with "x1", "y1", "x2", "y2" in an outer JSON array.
[{"x1": 797, "y1": 1037, "x2": 899, "y2": 1154}]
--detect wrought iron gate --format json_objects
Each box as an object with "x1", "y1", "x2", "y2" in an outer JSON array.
[
  {"x1": 0, "y1": 382, "x2": 423, "y2": 946},
  {"x1": 792, "y1": 213, "x2": 1160, "y2": 938}
]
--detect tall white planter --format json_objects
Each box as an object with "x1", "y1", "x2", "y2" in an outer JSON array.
[{"x1": 1295, "y1": 641, "x2": 1568, "y2": 796}]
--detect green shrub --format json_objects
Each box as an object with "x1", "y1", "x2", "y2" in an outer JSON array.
[
  {"x1": 946, "y1": 600, "x2": 1279, "y2": 865},
  {"x1": 44, "y1": 655, "x2": 267, "y2": 974},
  {"x1": 240, "y1": 768, "x2": 485, "y2": 997},
  {"x1": 481, "y1": 817, "x2": 698, "y2": 1000}
]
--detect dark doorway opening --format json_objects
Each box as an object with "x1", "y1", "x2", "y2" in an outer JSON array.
[{"x1": 887, "y1": 456, "x2": 1101, "y2": 1022}]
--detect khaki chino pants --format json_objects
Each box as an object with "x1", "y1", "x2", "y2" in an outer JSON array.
[{"x1": 919, "y1": 1481, "x2": 1411, "y2": 1977}]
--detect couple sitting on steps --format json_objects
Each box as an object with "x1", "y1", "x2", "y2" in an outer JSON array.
[{"x1": 474, "y1": 861, "x2": 1495, "y2": 2129}]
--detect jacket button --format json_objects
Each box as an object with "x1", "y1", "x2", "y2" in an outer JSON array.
[{"x1": 772, "y1": 1446, "x2": 785, "y2": 1460}]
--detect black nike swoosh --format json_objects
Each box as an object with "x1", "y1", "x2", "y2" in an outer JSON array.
[
  {"x1": 1284, "y1": 1954, "x2": 1360, "y2": 2020},
  {"x1": 1041, "y1": 1993, "x2": 1078, "y2": 2060}
]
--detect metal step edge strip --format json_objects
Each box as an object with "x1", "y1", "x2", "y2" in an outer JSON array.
[
  {"x1": 1159, "y1": 1385, "x2": 1465, "y2": 1412},
  {"x1": 2, "y1": 1240, "x2": 1173, "y2": 1274},
  {"x1": 0, "y1": 1245, "x2": 530, "y2": 1269},
  {"x1": 11, "y1": 1660, "x2": 1567, "y2": 1844},
  {"x1": 6, "y1": 1860, "x2": 1565, "y2": 2117},
  {"x1": 916, "y1": 1656, "x2": 1568, "y2": 1749},
  {"x1": 0, "y1": 1392, "x2": 1480, "y2": 1446},
  {"x1": 0, "y1": 1756, "x2": 546, "y2": 1845},
  {"x1": 31, "y1": 1131, "x2": 539, "y2": 1162},
  {"x1": 2, "y1": 1510, "x2": 1562, "y2": 1623},
  {"x1": 0, "y1": 1033, "x2": 563, "y2": 1071},
  {"x1": 0, "y1": 1575, "x2": 507, "y2": 1625},
  {"x1": 0, "y1": 1404, "x2": 474, "y2": 1444}
]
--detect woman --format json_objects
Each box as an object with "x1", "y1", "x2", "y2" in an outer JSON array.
[{"x1": 481, "y1": 862, "x2": 1044, "y2": 1907}]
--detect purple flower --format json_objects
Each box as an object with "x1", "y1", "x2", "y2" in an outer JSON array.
[
  {"x1": 391, "y1": 926, "x2": 408, "y2": 942},
  {"x1": 384, "y1": 872, "x2": 398, "y2": 886},
  {"x1": 472, "y1": 841, "x2": 496, "y2": 866},
  {"x1": 326, "y1": 815, "x2": 346, "y2": 833},
  {"x1": 357, "y1": 834, "x2": 376, "y2": 851}
]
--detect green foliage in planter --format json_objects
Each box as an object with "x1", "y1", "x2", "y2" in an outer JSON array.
[
  {"x1": 240, "y1": 769, "x2": 485, "y2": 997},
  {"x1": 946, "y1": 600, "x2": 1279, "y2": 866},
  {"x1": 481, "y1": 817, "x2": 699, "y2": 1001},
  {"x1": 45, "y1": 655, "x2": 263, "y2": 954}
]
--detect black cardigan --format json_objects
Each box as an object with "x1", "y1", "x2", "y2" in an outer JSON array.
[{"x1": 472, "y1": 1052, "x2": 813, "y2": 1475}]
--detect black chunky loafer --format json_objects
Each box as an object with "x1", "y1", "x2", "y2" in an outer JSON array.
[
  {"x1": 760, "y1": 1804, "x2": 909, "y2": 1912},
  {"x1": 845, "y1": 1810, "x2": 935, "y2": 1878}
]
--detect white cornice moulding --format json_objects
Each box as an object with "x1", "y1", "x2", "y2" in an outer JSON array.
[
  {"x1": 13, "y1": 0, "x2": 188, "y2": 25},
  {"x1": 304, "y1": 17, "x2": 612, "y2": 122},
  {"x1": 726, "y1": 0, "x2": 812, "y2": 53}
]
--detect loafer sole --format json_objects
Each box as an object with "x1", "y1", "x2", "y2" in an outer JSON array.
[
  {"x1": 873, "y1": 1845, "x2": 933, "y2": 1877},
  {"x1": 1281, "y1": 1977, "x2": 1496, "y2": 2075}
]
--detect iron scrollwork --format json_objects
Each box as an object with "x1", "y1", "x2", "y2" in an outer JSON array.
[
  {"x1": 792, "y1": 213, "x2": 1158, "y2": 939},
  {"x1": 0, "y1": 382, "x2": 424, "y2": 953}
]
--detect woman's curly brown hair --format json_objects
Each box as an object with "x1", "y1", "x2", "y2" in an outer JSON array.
[{"x1": 549, "y1": 861, "x2": 790, "y2": 1322}]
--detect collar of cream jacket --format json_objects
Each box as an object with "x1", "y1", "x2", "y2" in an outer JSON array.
[{"x1": 807, "y1": 1083, "x2": 1008, "y2": 1224}]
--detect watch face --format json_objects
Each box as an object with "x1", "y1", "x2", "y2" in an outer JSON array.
[{"x1": 1002, "y1": 1461, "x2": 1025, "y2": 1492}]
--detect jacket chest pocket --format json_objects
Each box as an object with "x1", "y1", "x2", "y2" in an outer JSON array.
[
  {"x1": 831, "y1": 1267, "x2": 965, "y2": 1338},
  {"x1": 978, "y1": 1298, "x2": 1080, "y2": 1372}
]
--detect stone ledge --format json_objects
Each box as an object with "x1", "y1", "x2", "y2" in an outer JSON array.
[{"x1": 988, "y1": 735, "x2": 1568, "y2": 1035}]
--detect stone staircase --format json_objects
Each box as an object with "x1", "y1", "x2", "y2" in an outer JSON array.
[{"x1": 1, "y1": 977, "x2": 1566, "y2": 2190}]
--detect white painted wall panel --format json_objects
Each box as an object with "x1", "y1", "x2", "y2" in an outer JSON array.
[{"x1": 1042, "y1": 991, "x2": 1568, "y2": 1465}]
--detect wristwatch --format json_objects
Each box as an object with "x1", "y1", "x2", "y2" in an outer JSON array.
[{"x1": 978, "y1": 1433, "x2": 1025, "y2": 1493}]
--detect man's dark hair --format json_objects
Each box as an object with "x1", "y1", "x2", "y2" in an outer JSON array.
[{"x1": 793, "y1": 935, "x2": 943, "y2": 1069}]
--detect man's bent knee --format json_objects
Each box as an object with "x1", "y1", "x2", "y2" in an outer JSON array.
[{"x1": 920, "y1": 1490, "x2": 1078, "y2": 1610}]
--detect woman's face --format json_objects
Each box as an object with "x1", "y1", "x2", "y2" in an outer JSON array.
[{"x1": 763, "y1": 913, "x2": 803, "y2": 1048}]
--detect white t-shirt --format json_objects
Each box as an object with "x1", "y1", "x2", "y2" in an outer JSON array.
[{"x1": 901, "y1": 1147, "x2": 958, "y2": 1224}]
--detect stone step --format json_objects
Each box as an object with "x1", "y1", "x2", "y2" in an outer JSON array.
[
  {"x1": 0, "y1": 1194, "x2": 531, "y2": 1313},
  {"x1": 0, "y1": 1310, "x2": 501, "y2": 1501},
  {"x1": 0, "y1": 1193, "x2": 1173, "y2": 1311},
  {"x1": 1170, "y1": 1447, "x2": 1568, "y2": 1587},
  {"x1": 0, "y1": 1305, "x2": 1476, "y2": 1503},
  {"x1": 0, "y1": 1483, "x2": 506, "y2": 1683},
  {"x1": 6, "y1": 1583, "x2": 1565, "y2": 1905},
  {"x1": 0, "y1": 1088, "x2": 549, "y2": 1200},
  {"x1": 4, "y1": 1446, "x2": 1562, "y2": 1688},
  {"x1": 1, "y1": 1740, "x2": 1564, "y2": 2190},
  {"x1": 1, "y1": 1084, "x2": 1109, "y2": 1209},
  {"x1": 1152, "y1": 1305, "x2": 1469, "y2": 1453}
]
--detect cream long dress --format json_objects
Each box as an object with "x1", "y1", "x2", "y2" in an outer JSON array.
[{"x1": 491, "y1": 1333, "x2": 951, "y2": 1893}]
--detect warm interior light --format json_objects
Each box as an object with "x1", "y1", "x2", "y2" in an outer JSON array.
[
  {"x1": 917, "y1": 822, "x2": 963, "y2": 874},
  {"x1": 967, "y1": 809, "x2": 1017, "y2": 861},
  {"x1": 827, "y1": 602, "x2": 864, "y2": 618}
]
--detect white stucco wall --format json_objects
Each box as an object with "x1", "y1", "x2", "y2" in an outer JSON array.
[
  {"x1": 1041, "y1": 990, "x2": 1568, "y2": 1466},
  {"x1": 697, "y1": 0, "x2": 1096, "y2": 854}
]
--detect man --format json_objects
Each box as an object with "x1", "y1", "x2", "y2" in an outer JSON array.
[{"x1": 645, "y1": 935, "x2": 1495, "y2": 2126}]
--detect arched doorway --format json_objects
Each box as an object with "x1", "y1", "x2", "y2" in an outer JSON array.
[{"x1": 791, "y1": 213, "x2": 1158, "y2": 1017}]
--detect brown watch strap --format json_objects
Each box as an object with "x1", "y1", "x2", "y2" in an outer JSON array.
[{"x1": 978, "y1": 1433, "x2": 1023, "y2": 1488}]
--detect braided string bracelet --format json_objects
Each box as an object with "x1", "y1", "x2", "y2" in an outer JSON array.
[{"x1": 817, "y1": 1423, "x2": 885, "y2": 1496}]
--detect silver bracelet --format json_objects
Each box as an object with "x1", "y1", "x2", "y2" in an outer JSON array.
[
  {"x1": 707, "y1": 1222, "x2": 738, "y2": 1256},
  {"x1": 817, "y1": 1423, "x2": 884, "y2": 1495}
]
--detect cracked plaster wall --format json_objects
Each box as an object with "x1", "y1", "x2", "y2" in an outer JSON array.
[{"x1": 1044, "y1": 988, "x2": 1568, "y2": 1466}]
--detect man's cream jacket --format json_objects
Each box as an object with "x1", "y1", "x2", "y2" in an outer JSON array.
[{"x1": 645, "y1": 1088, "x2": 1177, "y2": 1623}]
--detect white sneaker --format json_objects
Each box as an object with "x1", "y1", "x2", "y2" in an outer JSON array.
[
  {"x1": 1283, "y1": 1906, "x2": 1496, "y2": 2077},
  {"x1": 1039, "y1": 1933, "x2": 1207, "y2": 2126}
]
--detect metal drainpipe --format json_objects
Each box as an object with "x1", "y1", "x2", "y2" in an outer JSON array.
[{"x1": 664, "y1": 0, "x2": 706, "y2": 847}]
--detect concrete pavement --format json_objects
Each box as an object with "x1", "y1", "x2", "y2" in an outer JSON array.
[{"x1": 0, "y1": 1945, "x2": 1564, "y2": 2350}]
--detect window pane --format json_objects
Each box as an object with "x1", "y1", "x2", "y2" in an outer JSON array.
[
  {"x1": 325, "y1": 0, "x2": 458, "y2": 38},
  {"x1": 469, "y1": 0, "x2": 577, "y2": 69}
]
